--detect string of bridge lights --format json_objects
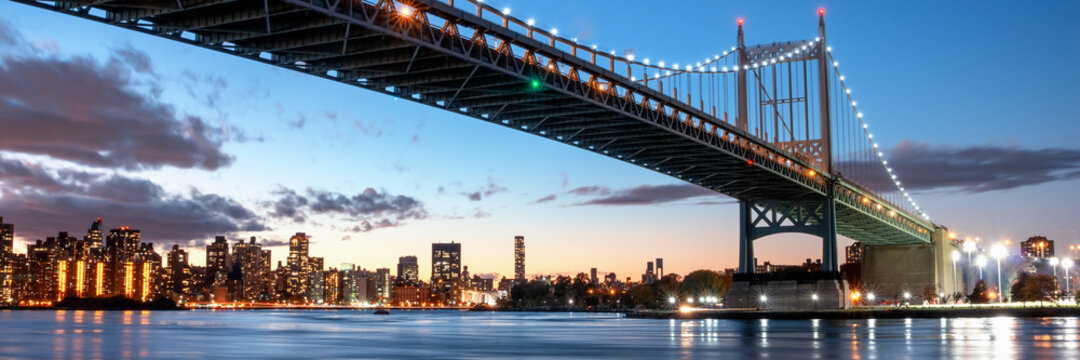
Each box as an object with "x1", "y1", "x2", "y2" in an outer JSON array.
[
  {"x1": 458, "y1": 1, "x2": 931, "y2": 221},
  {"x1": 827, "y1": 49, "x2": 930, "y2": 221},
  {"x1": 467, "y1": 0, "x2": 740, "y2": 77}
]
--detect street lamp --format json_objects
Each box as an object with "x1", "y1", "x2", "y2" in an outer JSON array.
[
  {"x1": 976, "y1": 254, "x2": 987, "y2": 280},
  {"x1": 952, "y1": 250, "x2": 961, "y2": 296},
  {"x1": 991, "y1": 244, "x2": 1007, "y2": 302},
  {"x1": 1063, "y1": 258, "x2": 1074, "y2": 296},
  {"x1": 668, "y1": 297, "x2": 677, "y2": 305}
]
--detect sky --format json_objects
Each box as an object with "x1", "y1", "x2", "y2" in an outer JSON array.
[{"x1": 1, "y1": 0, "x2": 1079, "y2": 282}]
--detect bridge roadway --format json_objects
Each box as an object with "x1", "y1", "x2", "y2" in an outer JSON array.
[{"x1": 18, "y1": 0, "x2": 934, "y2": 245}]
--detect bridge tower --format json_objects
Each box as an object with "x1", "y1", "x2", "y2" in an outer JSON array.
[{"x1": 729, "y1": 11, "x2": 848, "y2": 310}]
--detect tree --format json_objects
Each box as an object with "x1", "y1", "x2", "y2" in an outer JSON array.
[
  {"x1": 628, "y1": 285, "x2": 655, "y2": 308},
  {"x1": 1010, "y1": 273, "x2": 1031, "y2": 302},
  {"x1": 968, "y1": 280, "x2": 990, "y2": 304},
  {"x1": 1018, "y1": 274, "x2": 1056, "y2": 303},
  {"x1": 679, "y1": 270, "x2": 729, "y2": 300}
]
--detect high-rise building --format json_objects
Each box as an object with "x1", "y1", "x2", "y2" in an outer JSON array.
[
  {"x1": 1, "y1": 217, "x2": 13, "y2": 302},
  {"x1": 514, "y1": 236, "x2": 525, "y2": 283},
  {"x1": 655, "y1": 258, "x2": 664, "y2": 279},
  {"x1": 1021, "y1": 236, "x2": 1054, "y2": 259},
  {"x1": 845, "y1": 242, "x2": 862, "y2": 264},
  {"x1": 431, "y1": 242, "x2": 462, "y2": 299},
  {"x1": 166, "y1": 245, "x2": 190, "y2": 299},
  {"x1": 86, "y1": 218, "x2": 104, "y2": 249},
  {"x1": 642, "y1": 261, "x2": 656, "y2": 283},
  {"x1": 233, "y1": 237, "x2": 270, "y2": 302},
  {"x1": 375, "y1": 268, "x2": 391, "y2": 303},
  {"x1": 590, "y1": 268, "x2": 598, "y2": 285},
  {"x1": 397, "y1": 256, "x2": 419, "y2": 282},
  {"x1": 286, "y1": 233, "x2": 310, "y2": 299},
  {"x1": 206, "y1": 236, "x2": 230, "y2": 294}
]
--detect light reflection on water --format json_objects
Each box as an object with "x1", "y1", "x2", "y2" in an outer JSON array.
[{"x1": 1, "y1": 310, "x2": 1079, "y2": 359}]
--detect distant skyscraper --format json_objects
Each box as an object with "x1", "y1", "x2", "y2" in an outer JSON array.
[
  {"x1": 287, "y1": 233, "x2": 310, "y2": 299},
  {"x1": 1021, "y1": 236, "x2": 1054, "y2": 259},
  {"x1": 397, "y1": 256, "x2": 419, "y2": 282},
  {"x1": 375, "y1": 268, "x2": 391, "y2": 302},
  {"x1": 432, "y1": 242, "x2": 462, "y2": 296},
  {"x1": 206, "y1": 236, "x2": 230, "y2": 290},
  {"x1": 1, "y1": 217, "x2": 13, "y2": 302},
  {"x1": 514, "y1": 236, "x2": 525, "y2": 283},
  {"x1": 655, "y1": 258, "x2": 664, "y2": 279},
  {"x1": 643, "y1": 261, "x2": 656, "y2": 283},
  {"x1": 86, "y1": 217, "x2": 103, "y2": 249},
  {"x1": 845, "y1": 242, "x2": 862, "y2": 264},
  {"x1": 590, "y1": 268, "x2": 598, "y2": 285},
  {"x1": 233, "y1": 237, "x2": 269, "y2": 302},
  {"x1": 166, "y1": 245, "x2": 190, "y2": 298}
]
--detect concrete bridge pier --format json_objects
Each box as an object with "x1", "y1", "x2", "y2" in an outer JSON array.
[
  {"x1": 862, "y1": 227, "x2": 961, "y2": 303},
  {"x1": 726, "y1": 197, "x2": 851, "y2": 310}
]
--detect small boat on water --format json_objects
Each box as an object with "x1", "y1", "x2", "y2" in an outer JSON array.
[{"x1": 374, "y1": 308, "x2": 390, "y2": 315}]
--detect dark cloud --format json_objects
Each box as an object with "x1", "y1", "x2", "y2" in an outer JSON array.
[
  {"x1": 0, "y1": 19, "x2": 19, "y2": 47},
  {"x1": 112, "y1": 44, "x2": 153, "y2": 74},
  {"x1": 533, "y1": 183, "x2": 720, "y2": 206},
  {"x1": 532, "y1": 194, "x2": 557, "y2": 204},
  {"x1": 876, "y1": 140, "x2": 1080, "y2": 193},
  {"x1": 566, "y1": 186, "x2": 611, "y2": 196},
  {"x1": 0, "y1": 156, "x2": 267, "y2": 245},
  {"x1": 267, "y1": 187, "x2": 427, "y2": 232},
  {"x1": 577, "y1": 184, "x2": 718, "y2": 206},
  {"x1": 462, "y1": 177, "x2": 507, "y2": 201},
  {"x1": 259, "y1": 238, "x2": 291, "y2": 247},
  {"x1": 0, "y1": 51, "x2": 233, "y2": 170}
]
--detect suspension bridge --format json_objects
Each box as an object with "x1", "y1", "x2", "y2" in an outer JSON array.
[{"x1": 15, "y1": 0, "x2": 959, "y2": 308}]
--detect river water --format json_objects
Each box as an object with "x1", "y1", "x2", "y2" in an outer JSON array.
[{"x1": 1, "y1": 310, "x2": 1078, "y2": 359}]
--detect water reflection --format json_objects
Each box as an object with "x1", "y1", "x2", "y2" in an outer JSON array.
[{"x1": 1, "y1": 311, "x2": 1079, "y2": 358}]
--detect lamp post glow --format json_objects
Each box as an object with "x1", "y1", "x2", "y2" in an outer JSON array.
[
  {"x1": 952, "y1": 250, "x2": 961, "y2": 296},
  {"x1": 1063, "y1": 258, "x2": 1074, "y2": 296},
  {"x1": 976, "y1": 254, "x2": 987, "y2": 280},
  {"x1": 1051, "y1": 257, "x2": 1060, "y2": 293},
  {"x1": 991, "y1": 244, "x2": 1007, "y2": 302}
]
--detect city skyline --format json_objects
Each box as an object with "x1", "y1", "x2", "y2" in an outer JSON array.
[{"x1": 0, "y1": 0, "x2": 1078, "y2": 282}]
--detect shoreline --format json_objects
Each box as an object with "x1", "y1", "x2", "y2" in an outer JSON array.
[{"x1": 627, "y1": 305, "x2": 1080, "y2": 320}]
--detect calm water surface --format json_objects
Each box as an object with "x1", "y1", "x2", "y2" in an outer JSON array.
[{"x1": 1, "y1": 310, "x2": 1079, "y2": 359}]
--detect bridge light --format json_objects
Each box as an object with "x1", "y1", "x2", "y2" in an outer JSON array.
[
  {"x1": 759, "y1": 295, "x2": 767, "y2": 303},
  {"x1": 747, "y1": 159, "x2": 754, "y2": 166},
  {"x1": 502, "y1": 7, "x2": 511, "y2": 15},
  {"x1": 811, "y1": 294, "x2": 819, "y2": 301},
  {"x1": 861, "y1": 197, "x2": 870, "y2": 204},
  {"x1": 827, "y1": 46, "x2": 833, "y2": 52},
  {"x1": 839, "y1": 75, "x2": 845, "y2": 81},
  {"x1": 398, "y1": 5, "x2": 413, "y2": 17},
  {"x1": 527, "y1": 18, "x2": 535, "y2": 26},
  {"x1": 550, "y1": 28, "x2": 558, "y2": 36},
  {"x1": 808, "y1": 170, "x2": 816, "y2": 177},
  {"x1": 530, "y1": 79, "x2": 541, "y2": 89},
  {"x1": 627, "y1": 54, "x2": 635, "y2": 61}
]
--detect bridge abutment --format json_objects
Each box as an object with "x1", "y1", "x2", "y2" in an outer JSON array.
[{"x1": 862, "y1": 227, "x2": 960, "y2": 302}]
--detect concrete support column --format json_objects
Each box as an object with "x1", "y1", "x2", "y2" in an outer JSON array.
[
  {"x1": 738, "y1": 200, "x2": 754, "y2": 274},
  {"x1": 821, "y1": 197, "x2": 839, "y2": 273}
]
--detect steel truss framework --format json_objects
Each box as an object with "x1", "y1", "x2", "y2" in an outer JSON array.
[{"x1": 15, "y1": 0, "x2": 934, "y2": 252}]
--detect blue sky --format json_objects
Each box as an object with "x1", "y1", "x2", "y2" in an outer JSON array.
[{"x1": 1, "y1": 0, "x2": 1078, "y2": 281}]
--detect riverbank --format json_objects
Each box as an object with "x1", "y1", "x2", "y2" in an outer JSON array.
[{"x1": 628, "y1": 305, "x2": 1080, "y2": 320}]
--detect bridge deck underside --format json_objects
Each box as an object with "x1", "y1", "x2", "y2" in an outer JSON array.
[{"x1": 21, "y1": 0, "x2": 932, "y2": 245}]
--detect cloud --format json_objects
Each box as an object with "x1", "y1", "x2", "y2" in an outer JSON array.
[
  {"x1": 869, "y1": 140, "x2": 1080, "y2": 193},
  {"x1": 532, "y1": 194, "x2": 557, "y2": 204},
  {"x1": 0, "y1": 49, "x2": 233, "y2": 170},
  {"x1": 0, "y1": 156, "x2": 267, "y2": 245},
  {"x1": 0, "y1": 19, "x2": 20, "y2": 47},
  {"x1": 461, "y1": 177, "x2": 507, "y2": 201},
  {"x1": 267, "y1": 187, "x2": 427, "y2": 232},
  {"x1": 576, "y1": 184, "x2": 719, "y2": 206}
]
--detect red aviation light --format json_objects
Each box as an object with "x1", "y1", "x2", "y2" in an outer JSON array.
[
  {"x1": 737, "y1": 18, "x2": 744, "y2": 26},
  {"x1": 746, "y1": 159, "x2": 754, "y2": 166},
  {"x1": 818, "y1": 8, "x2": 825, "y2": 16}
]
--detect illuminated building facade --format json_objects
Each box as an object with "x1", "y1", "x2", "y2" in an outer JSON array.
[
  {"x1": 514, "y1": 236, "x2": 525, "y2": 283},
  {"x1": 286, "y1": 232, "x2": 310, "y2": 300},
  {"x1": 431, "y1": 242, "x2": 461, "y2": 303},
  {"x1": 397, "y1": 256, "x2": 419, "y2": 282},
  {"x1": 1, "y1": 217, "x2": 13, "y2": 303},
  {"x1": 1021, "y1": 236, "x2": 1054, "y2": 259}
]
